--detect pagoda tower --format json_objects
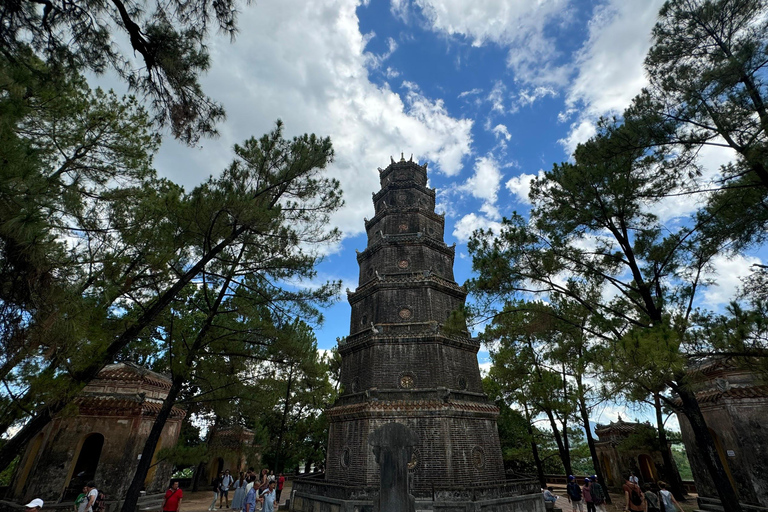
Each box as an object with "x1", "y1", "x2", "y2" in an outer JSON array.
[
  {"x1": 291, "y1": 156, "x2": 541, "y2": 512},
  {"x1": 327, "y1": 155, "x2": 504, "y2": 489}
]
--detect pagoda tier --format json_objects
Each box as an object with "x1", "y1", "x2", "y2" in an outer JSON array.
[{"x1": 323, "y1": 156, "x2": 506, "y2": 493}]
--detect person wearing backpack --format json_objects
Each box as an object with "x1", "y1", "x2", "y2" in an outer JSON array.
[
  {"x1": 84, "y1": 482, "x2": 99, "y2": 512},
  {"x1": 644, "y1": 483, "x2": 661, "y2": 512},
  {"x1": 567, "y1": 475, "x2": 584, "y2": 512},
  {"x1": 590, "y1": 475, "x2": 606, "y2": 512},
  {"x1": 658, "y1": 482, "x2": 682, "y2": 512},
  {"x1": 623, "y1": 474, "x2": 645, "y2": 512}
]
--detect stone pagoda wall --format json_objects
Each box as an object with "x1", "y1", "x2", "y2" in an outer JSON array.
[{"x1": 323, "y1": 156, "x2": 507, "y2": 494}]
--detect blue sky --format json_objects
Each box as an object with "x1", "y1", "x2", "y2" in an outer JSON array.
[{"x1": 132, "y1": 0, "x2": 759, "y2": 427}]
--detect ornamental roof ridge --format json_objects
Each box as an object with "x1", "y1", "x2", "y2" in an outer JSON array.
[
  {"x1": 357, "y1": 233, "x2": 455, "y2": 261},
  {"x1": 339, "y1": 328, "x2": 478, "y2": 349},
  {"x1": 347, "y1": 271, "x2": 465, "y2": 300},
  {"x1": 74, "y1": 394, "x2": 187, "y2": 418},
  {"x1": 326, "y1": 398, "x2": 499, "y2": 415},
  {"x1": 372, "y1": 180, "x2": 435, "y2": 201},
  {"x1": 93, "y1": 362, "x2": 172, "y2": 389},
  {"x1": 692, "y1": 384, "x2": 768, "y2": 403},
  {"x1": 364, "y1": 206, "x2": 444, "y2": 229},
  {"x1": 378, "y1": 154, "x2": 428, "y2": 178}
]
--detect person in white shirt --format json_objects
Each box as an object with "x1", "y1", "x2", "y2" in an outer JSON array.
[
  {"x1": 85, "y1": 482, "x2": 99, "y2": 512},
  {"x1": 220, "y1": 470, "x2": 234, "y2": 509},
  {"x1": 658, "y1": 482, "x2": 683, "y2": 512}
]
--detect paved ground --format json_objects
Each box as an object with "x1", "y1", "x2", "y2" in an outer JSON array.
[
  {"x1": 176, "y1": 484, "x2": 293, "y2": 512},
  {"x1": 174, "y1": 482, "x2": 698, "y2": 512},
  {"x1": 547, "y1": 484, "x2": 700, "y2": 512}
]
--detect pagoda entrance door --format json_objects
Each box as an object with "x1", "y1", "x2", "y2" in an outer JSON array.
[{"x1": 64, "y1": 433, "x2": 104, "y2": 500}]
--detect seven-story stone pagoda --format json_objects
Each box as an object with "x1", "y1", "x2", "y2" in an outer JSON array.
[{"x1": 291, "y1": 155, "x2": 541, "y2": 512}]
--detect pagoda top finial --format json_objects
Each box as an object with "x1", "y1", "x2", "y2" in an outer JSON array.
[{"x1": 400, "y1": 152, "x2": 406, "y2": 162}]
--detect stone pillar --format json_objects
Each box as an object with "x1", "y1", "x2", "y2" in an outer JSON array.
[{"x1": 369, "y1": 423, "x2": 419, "y2": 512}]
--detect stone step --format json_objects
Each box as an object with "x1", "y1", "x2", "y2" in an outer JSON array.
[{"x1": 696, "y1": 498, "x2": 768, "y2": 512}]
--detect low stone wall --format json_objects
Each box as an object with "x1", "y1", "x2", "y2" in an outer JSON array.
[{"x1": 291, "y1": 473, "x2": 545, "y2": 512}]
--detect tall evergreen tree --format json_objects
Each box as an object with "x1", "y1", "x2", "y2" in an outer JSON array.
[
  {"x1": 0, "y1": 118, "x2": 343, "y2": 473},
  {"x1": 468, "y1": 118, "x2": 742, "y2": 512}
]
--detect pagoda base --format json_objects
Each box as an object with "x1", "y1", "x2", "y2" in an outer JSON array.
[{"x1": 290, "y1": 473, "x2": 545, "y2": 512}]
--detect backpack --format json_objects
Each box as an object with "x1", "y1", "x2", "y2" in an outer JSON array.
[
  {"x1": 93, "y1": 491, "x2": 107, "y2": 512},
  {"x1": 629, "y1": 486, "x2": 643, "y2": 507},
  {"x1": 568, "y1": 482, "x2": 582, "y2": 501},
  {"x1": 592, "y1": 483, "x2": 604, "y2": 505},
  {"x1": 660, "y1": 490, "x2": 674, "y2": 511}
]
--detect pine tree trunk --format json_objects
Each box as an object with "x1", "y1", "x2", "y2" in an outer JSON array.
[
  {"x1": 676, "y1": 383, "x2": 742, "y2": 512},
  {"x1": 120, "y1": 375, "x2": 184, "y2": 512},
  {"x1": 273, "y1": 365, "x2": 294, "y2": 473},
  {"x1": 524, "y1": 403, "x2": 547, "y2": 488},
  {"x1": 653, "y1": 392, "x2": 686, "y2": 500},
  {"x1": 544, "y1": 408, "x2": 573, "y2": 476},
  {"x1": 576, "y1": 376, "x2": 611, "y2": 504}
]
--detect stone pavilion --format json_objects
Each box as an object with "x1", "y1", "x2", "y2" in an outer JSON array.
[
  {"x1": 9, "y1": 362, "x2": 185, "y2": 503},
  {"x1": 676, "y1": 357, "x2": 768, "y2": 510},
  {"x1": 593, "y1": 417, "x2": 682, "y2": 491},
  {"x1": 291, "y1": 156, "x2": 542, "y2": 512}
]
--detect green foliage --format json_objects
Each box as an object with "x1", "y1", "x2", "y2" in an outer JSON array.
[
  {"x1": 0, "y1": 49, "x2": 163, "y2": 433},
  {"x1": 0, "y1": 56, "x2": 343, "y2": 475},
  {"x1": 671, "y1": 444, "x2": 693, "y2": 481},
  {"x1": 252, "y1": 325, "x2": 339, "y2": 472},
  {"x1": 616, "y1": 424, "x2": 661, "y2": 453},
  {"x1": 636, "y1": 0, "x2": 768, "y2": 256},
  {"x1": 1, "y1": 0, "x2": 238, "y2": 143},
  {"x1": 0, "y1": 455, "x2": 18, "y2": 486}
]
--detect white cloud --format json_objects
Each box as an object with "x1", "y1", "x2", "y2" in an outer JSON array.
[
  {"x1": 400, "y1": 0, "x2": 572, "y2": 86},
  {"x1": 458, "y1": 88, "x2": 483, "y2": 99},
  {"x1": 148, "y1": 0, "x2": 473, "y2": 245},
  {"x1": 505, "y1": 170, "x2": 543, "y2": 204},
  {"x1": 365, "y1": 36, "x2": 398, "y2": 69},
  {"x1": 453, "y1": 212, "x2": 502, "y2": 242},
  {"x1": 511, "y1": 86, "x2": 558, "y2": 111},
  {"x1": 458, "y1": 155, "x2": 504, "y2": 219},
  {"x1": 703, "y1": 254, "x2": 762, "y2": 308},
  {"x1": 492, "y1": 124, "x2": 511, "y2": 141},
  {"x1": 487, "y1": 80, "x2": 506, "y2": 113},
  {"x1": 385, "y1": 67, "x2": 401, "y2": 78},
  {"x1": 558, "y1": 119, "x2": 597, "y2": 156},
  {"x1": 560, "y1": 0, "x2": 665, "y2": 152}
]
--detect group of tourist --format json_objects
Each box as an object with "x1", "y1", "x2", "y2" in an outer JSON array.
[
  {"x1": 623, "y1": 474, "x2": 683, "y2": 512},
  {"x1": 209, "y1": 468, "x2": 286, "y2": 512},
  {"x1": 546, "y1": 473, "x2": 683, "y2": 512},
  {"x1": 562, "y1": 474, "x2": 607, "y2": 512}
]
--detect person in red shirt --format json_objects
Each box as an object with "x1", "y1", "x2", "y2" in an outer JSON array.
[
  {"x1": 276, "y1": 473, "x2": 286, "y2": 504},
  {"x1": 163, "y1": 481, "x2": 183, "y2": 512}
]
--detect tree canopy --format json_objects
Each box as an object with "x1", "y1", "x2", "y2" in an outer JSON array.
[
  {"x1": 1, "y1": 0, "x2": 240, "y2": 143},
  {"x1": 0, "y1": 50, "x2": 343, "y2": 472}
]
